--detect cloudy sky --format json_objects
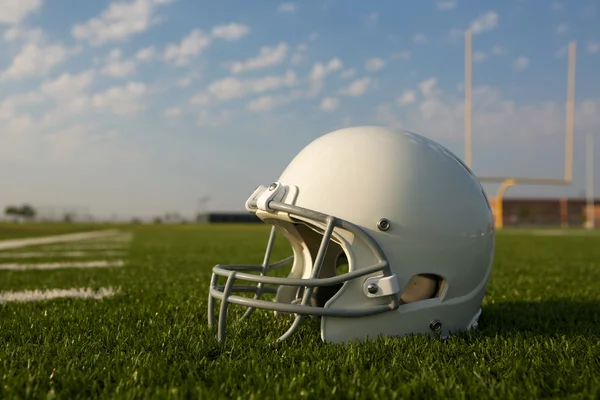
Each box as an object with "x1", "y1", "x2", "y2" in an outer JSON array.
[{"x1": 0, "y1": 0, "x2": 599, "y2": 219}]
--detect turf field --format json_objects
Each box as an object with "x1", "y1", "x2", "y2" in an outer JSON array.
[{"x1": 0, "y1": 223, "x2": 599, "y2": 399}]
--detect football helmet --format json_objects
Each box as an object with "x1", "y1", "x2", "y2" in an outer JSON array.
[{"x1": 208, "y1": 126, "x2": 495, "y2": 344}]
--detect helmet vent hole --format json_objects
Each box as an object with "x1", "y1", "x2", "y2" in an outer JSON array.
[{"x1": 399, "y1": 274, "x2": 444, "y2": 304}]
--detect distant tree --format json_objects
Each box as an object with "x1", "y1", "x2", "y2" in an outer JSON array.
[
  {"x1": 4, "y1": 205, "x2": 20, "y2": 218},
  {"x1": 4, "y1": 204, "x2": 37, "y2": 221},
  {"x1": 130, "y1": 218, "x2": 142, "y2": 224},
  {"x1": 163, "y1": 212, "x2": 182, "y2": 223},
  {"x1": 63, "y1": 213, "x2": 74, "y2": 223},
  {"x1": 21, "y1": 204, "x2": 36, "y2": 220},
  {"x1": 153, "y1": 217, "x2": 163, "y2": 224}
]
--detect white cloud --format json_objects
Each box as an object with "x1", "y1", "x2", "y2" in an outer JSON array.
[
  {"x1": 3, "y1": 26, "x2": 43, "y2": 42},
  {"x1": 135, "y1": 46, "x2": 156, "y2": 61},
  {"x1": 310, "y1": 58, "x2": 342, "y2": 81},
  {"x1": 319, "y1": 97, "x2": 339, "y2": 112},
  {"x1": 1, "y1": 42, "x2": 70, "y2": 81},
  {"x1": 210, "y1": 23, "x2": 250, "y2": 41},
  {"x1": 491, "y1": 45, "x2": 506, "y2": 55},
  {"x1": 513, "y1": 56, "x2": 529, "y2": 72},
  {"x1": 556, "y1": 23, "x2": 568, "y2": 34},
  {"x1": 190, "y1": 92, "x2": 210, "y2": 105},
  {"x1": 551, "y1": 2, "x2": 563, "y2": 11},
  {"x1": 555, "y1": 45, "x2": 568, "y2": 58},
  {"x1": 378, "y1": 83, "x2": 600, "y2": 151},
  {"x1": 307, "y1": 58, "x2": 343, "y2": 97},
  {"x1": 340, "y1": 68, "x2": 356, "y2": 79},
  {"x1": 92, "y1": 82, "x2": 147, "y2": 115},
  {"x1": 413, "y1": 33, "x2": 428, "y2": 44},
  {"x1": 41, "y1": 70, "x2": 95, "y2": 100},
  {"x1": 101, "y1": 48, "x2": 137, "y2": 78},
  {"x1": 20, "y1": 71, "x2": 95, "y2": 129},
  {"x1": 229, "y1": 42, "x2": 288, "y2": 73},
  {"x1": 278, "y1": 2, "x2": 297, "y2": 13},
  {"x1": 392, "y1": 51, "x2": 411, "y2": 60},
  {"x1": 164, "y1": 29, "x2": 211, "y2": 66},
  {"x1": 473, "y1": 52, "x2": 488, "y2": 63},
  {"x1": 363, "y1": 12, "x2": 378, "y2": 29},
  {"x1": 247, "y1": 95, "x2": 280, "y2": 112},
  {"x1": 472, "y1": 45, "x2": 507, "y2": 63},
  {"x1": 419, "y1": 77, "x2": 438, "y2": 97},
  {"x1": 437, "y1": 1, "x2": 457, "y2": 10},
  {"x1": 448, "y1": 27, "x2": 464, "y2": 41},
  {"x1": 201, "y1": 70, "x2": 297, "y2": 102},
  {"x1": 587, "y1": 41, "x2": 600, "y2": 54},
  {"x1": 177, "y1": 76, "x2": 193, "y2": 87},
  {"x1": 365, "y1": 57, "x2": 385, "y2": 72},
  {"x1": 375, "y1": 103, "x2": 403, "y2": 130},
  {"x1": 290, "y1": 53, "x2": 304, "y2": 65},
  {"x1": 308, "y1": 32, "x2": 318, "y2": 41},
  {"x1": 0, "y1": 0, "x2": 42, "y2": 25},
  {"x1": 40, "y1": 96, "x2": 90, "y2": 128},
  {"x1": 246, "y1": 92, "x2": 302, "y2": 112},
  {"x1": 289, "y1": 43, "x2": 308, "y2": 66},
  {"x1": 165, "y1": 107, "x2": 181, "y2": 118},
  {"x1": 339, "y1": 77, "x2": 371, "y2": 97},
  {"x1": 396, "y1": 90, "x2": 416, "y2": 105},
  {"x1": 470, "y1": 11, "x2": 499, "y2": 35},
  {"x1": 72, "y1": 0, "x2": 174, "y2": 47},
  {"x1": 0, "y1": 91, "x2": 44, "y2": 116},
  {"x1": 196, "y1": 109, "x2": 233, "y2": 127}
]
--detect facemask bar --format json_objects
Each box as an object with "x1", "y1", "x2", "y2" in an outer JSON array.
[
  {"x1": 238, "y1": 225, "x2": 279, "y2": 321},
  {"x1": 208, "y1": 195, "x2": 401, "y2": 343}
]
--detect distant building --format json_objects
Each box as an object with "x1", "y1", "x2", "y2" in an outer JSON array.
[
  {"x1": 196, "y1": 212, "x2": 262, "y2": 224},
  {"x1": 488, "y1": 197, "x2": 600, "y2": 228},
  {"x1": 197, "y1": 198, "x2": 600, "y2": 229}
]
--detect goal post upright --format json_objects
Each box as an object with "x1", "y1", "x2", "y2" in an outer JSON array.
[{"x1": 464, "y1": 32, "x2": 577, "y2": 228}]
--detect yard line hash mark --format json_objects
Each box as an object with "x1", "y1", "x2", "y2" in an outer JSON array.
[{"x1": 0, "y1": 286, "x2": 120, "y2": 303}]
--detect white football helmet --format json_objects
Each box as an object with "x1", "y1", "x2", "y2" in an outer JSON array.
[{"x1": 208, "y1": 126, "x2": 495, "y2": 344}]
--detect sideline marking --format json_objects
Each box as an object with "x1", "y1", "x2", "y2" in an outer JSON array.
[
  {"x1": 35, "y1": 244, "x2": 129, "y2": 251},
  {"x1": 0, "y1": 260, "x2": 125, "y2": 271},
  {"x1": 0, "y1": 230, "x2": 121, "y2": 251},
  {"x1": 0, "y1": 286, "x2": 119, "y2": 303},
  {"x1": 0, "y1": 251, "x2": 127, "y2": 259}
]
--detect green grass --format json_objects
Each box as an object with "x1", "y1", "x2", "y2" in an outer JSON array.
[{"x1": 0, "y1": 224, "x2": 599, "y2": 399}]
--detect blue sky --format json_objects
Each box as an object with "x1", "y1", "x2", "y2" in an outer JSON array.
[{"x1": 0, "y1": 0, "x2": 599, "y2": 220}]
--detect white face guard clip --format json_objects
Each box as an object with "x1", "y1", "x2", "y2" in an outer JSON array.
[{"x1": 208, "y1": 183, "x2": 401, "y2": 343}]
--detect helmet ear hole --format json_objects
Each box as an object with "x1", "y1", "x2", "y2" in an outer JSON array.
[
  {"x1": 310, "y1": 283, "x2": 345, "y2": 308},
  {"x1": 399, "y1": 274, "x2": 442, "y2": 304},
  {"x1": 310, "y1": 253, "x2": 349, "y2": 307}
]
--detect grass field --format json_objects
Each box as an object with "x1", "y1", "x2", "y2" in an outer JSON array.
[{"x1": 0, "y1": 223, "x2": 599, "y2": 399}]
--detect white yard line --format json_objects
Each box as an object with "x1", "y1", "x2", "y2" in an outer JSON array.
[
  {"x1": 0, "y1": 251, "x2": 127, "y2": 259},
  {"x1": 0, "y1": 260, "x2": 125, "y2": 271},
  {"x1": 33, "y1": 244, "x2": 129, "y2": 251},
  {"x1": 81, "y1": 233, "x2": 133, "y2": 243},
  {"x1": 0, "y1": 286, "x2": 119, "y2": 303},
  {"x1": 529, "y1": 229, "x2": 600, "y2": 236},
  {"x1": 0, "y1": 229, "x2": 121, "y2": 251}
]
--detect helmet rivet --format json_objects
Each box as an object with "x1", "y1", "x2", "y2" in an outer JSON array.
[
  {"x1": 367, "y1": 283, "x2": 379, "y2": 294},
  {"x1": 429, "y1": 319, "x2": 442, "y2": 332},
  {"x1": 268, "y1": 183, "x2": 277, "y2": 191},
  {"x1": 376, "y1": 218, "x2": 390, "y2": 231}
]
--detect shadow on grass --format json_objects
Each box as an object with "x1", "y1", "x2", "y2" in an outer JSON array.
[{"x1": 480, "y1": 299, "x2": 600, "y2": 337}]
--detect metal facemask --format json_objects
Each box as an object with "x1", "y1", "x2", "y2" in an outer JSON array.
[{"x1": 208, "y1": 182, "x2": 402, "y2": 343}]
